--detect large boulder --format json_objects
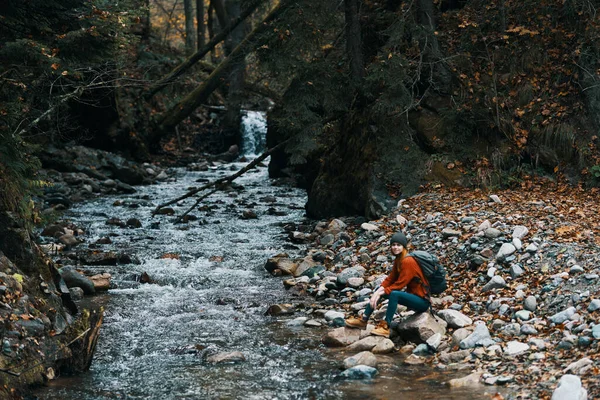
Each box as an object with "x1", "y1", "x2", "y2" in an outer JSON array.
[
  {"x1": 322, "y1": 327, "x2": 362, "y2": 347},
  {"x1": 395, "y1": 312, "x2": 447, "y2": 343},
  {"x1": 59, "y1": 266, "x2": 95, "y2": 295},
  {"x1": 552, "y1": 375, "x2": 587, "y2": 400},
  {"x1": 347, "y1": 336, "x2": 394, "y2": 354}
]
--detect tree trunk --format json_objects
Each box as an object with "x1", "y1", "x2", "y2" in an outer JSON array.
[
  {"x1": 207, "y1": 1, "x2": 218, "y2": 63},
  {"x1": 212, "y1": 0, "x2": 229, "y2": 28},
  {"x1": 184, "y1": 0, "x2": 196, "y2": 55},
  {"x1": 196, "y1": 0, "x2": 205, "y2": 49},
  {"x1": 152, "y1": 0, "x2": 288, "y2": 144},
  {"x1": 416, "y1": 0, "x2": 452, "y2": 92},
  {"x1": 145, "y1": 0, "x2": 263, "y2": 99},
  {"x1": 344, "y1": 0, "x2": 364, "y2": 80},
  {"x1": 222, "y1": 0, "x2": 247, "y2": 141}
]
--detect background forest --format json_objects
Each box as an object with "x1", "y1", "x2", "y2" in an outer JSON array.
[{"x1": 2, "y1": 0, "x2": 600, "y2": 225}]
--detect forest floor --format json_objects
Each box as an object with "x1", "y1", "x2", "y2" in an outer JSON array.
[{"x1": 273, "y1": 177, "x2": 600, "y2": 399}]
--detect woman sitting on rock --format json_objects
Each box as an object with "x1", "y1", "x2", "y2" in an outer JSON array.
[{"x1": 345, "y1": 231, "x2": 431, "y2": 337}]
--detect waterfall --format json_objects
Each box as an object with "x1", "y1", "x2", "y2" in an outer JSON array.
[{"x1": 240, "y1": 110, "x2": 267, "y2": 156}]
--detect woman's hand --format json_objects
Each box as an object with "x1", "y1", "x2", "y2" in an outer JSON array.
[{"x1": 369, "y1": 287, "x2": 386, "y2": 309}]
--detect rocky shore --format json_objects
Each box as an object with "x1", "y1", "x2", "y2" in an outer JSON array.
[{"x1": 265, "y1": 182, "x2": 600, "y2": 399}]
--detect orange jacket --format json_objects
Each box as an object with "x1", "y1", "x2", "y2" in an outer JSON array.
[{"x1": 381, "y1": 255, "x2": 429, "y2": 298}]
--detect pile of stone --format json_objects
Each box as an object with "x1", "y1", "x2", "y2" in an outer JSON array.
[{"x1": 265, "y1": 188, "x2": 600, "y2": 398}]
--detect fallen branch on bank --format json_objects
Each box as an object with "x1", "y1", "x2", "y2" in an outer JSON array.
[{"x1": 152, "y1": 140, "x2": 289, "y2": 220}]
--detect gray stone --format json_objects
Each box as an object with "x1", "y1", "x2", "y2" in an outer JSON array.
[
  {"x1": 68, "y1": 287, "x2": 84, "y2": 301},
  {"x1": 525, "y1": 243, "x2": 538, "y2": 253},
  {"x1": 484, "y1": 228, "x2": 502, "y2": 238},
  {"x1": 591, "y1": 325, "x2": 600, "y2": 339},
  {"x1": 437, "y1": 309, "x2": 473, "y2": 329},
  {"x1": 502, "y1": 323, "x2": 521, "y2": 336},
  {"x1": 361, "y1": 223, "x2": 379, "y2": 231},
  {"x1": 320, "y1": 234, "x2": 335, "y2": 245},
  {"x1": 442, "y1": 228, "x2": 461, "y2": 238},
  {"x1": 512, "y1": 238, "x2": 522, "y2": 250},
  {"x1": 396, "y1": 312, "x2": 446, "y2": 343},
  {"x1": 452, "y1": 328, "x2": 471, "y2": 346},
  {"x1": 564, "y1": 358, "x2": 593, "y2": 375},
  {"x1": 520, "y1": 324, "x2": 538, "y2": 335},
  {"x1": 304, "y1": 319, "x2": 322, "y2": 327},
  {"x1": 587, "y1": 299, "x2": 600, "y2": 312},
  {"x1": 323, "y1": 327, "x2": 361, "y2": 347},
  {"x1": 482, "y1": 275, "x2": 507, "y2": 292},
  {"x1": 496, "y1": 243, "x2": 516, "y2": 260},
  {"x1": 512, "y1": 226, "x2": 529, "y2": 240},
  {"x1": 413, "y1": 343, "x2": 431, "y2": 356},
  {"x1": 324, "y1": 311, "x2": 345, "y2": 322},
  {"x1": 448, "y1": 371, "x2": 483, "y2": 388},
  {"x1": 343, "y1": 351, "x2": 378, "y2": 369},
  {"x1": 59, "y1": 266, "x2": 95, "y2": 295},
  {"x1": 460, "y1": 322, "x2": 493, "y2": 349},
  {"x1": 524, "y1": 296, "x2": 537, "y2": 312},
  {"x1": 510, "y1": 264, "x2": 524, "y2": 279},
  {"x1": 426, "y1": 333, "x2": 443, "y2": 351},
  {"x1": 372, "y1": 338, "x2": 395, "y2": 354},
  {"x1": 347, "y1": 336, "x2": 384, "y2": 352},
  {"x1": 551, "y1": 374, "x2": 587, "y2": 400},
  {"x1": 515, "y1": 310, "x2": 531, "y2": 321},
  {"x1": 489, "y1": 195, "x2": 502, "y2": 203},
  {"x1": 286, "y1": 317, "x2": 308, "y2": 326},
  {"x1": 570, "y1": 265, "x2": 584, "y2": 274},
  {"x1": 337, "y1": 266, "x2": 366, "y2": 287},
  {"x1": 347, "y1": 277, "x2": 365, "y2": 288},
  {"x1": 477, "y1": 220, "x2": 491, "y2": 232},
  {"x1": 550, "y1": 307, "x2": 576, "y2": 324},
  {"x1": 206, "y1": 351, "x2": 246, "y2": 364},
  {"x1": 439, "y1": 349, "x2": 471, "y2": 364},
  {"x1": 340, "y1": 365, "x2": 378, "y2": 379},
  {"x1": 504, "y1": 341, "x2": 530, "y2": 356}
]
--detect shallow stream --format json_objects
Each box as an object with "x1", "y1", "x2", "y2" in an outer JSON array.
[{"x1": 35, "y1": 115, "x2": 503, "y2": 399}]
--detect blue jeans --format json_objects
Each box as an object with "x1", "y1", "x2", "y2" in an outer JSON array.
[{"x1": 364, "y1": 291, "x2": 430, "y2": 324}]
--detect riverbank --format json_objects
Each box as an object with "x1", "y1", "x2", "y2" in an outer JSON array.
[{"x1": 267, "y1": 179, "x2": 599, "y2": 399}]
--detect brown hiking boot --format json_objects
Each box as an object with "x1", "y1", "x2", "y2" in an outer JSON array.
[
  {"x1": 345, "y1": 316, "x2": 367, "y2": 329},
  {"x1": 371, "y1": 321, "x2": 390, "y2": 337}
]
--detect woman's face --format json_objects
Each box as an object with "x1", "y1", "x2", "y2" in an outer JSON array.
[{"x1": 390, "y1": 243, "x2": 404, "y2": 256}]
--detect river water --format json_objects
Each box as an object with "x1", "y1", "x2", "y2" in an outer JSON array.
[{"x1": 35, "y1": 115, "x2": 504, "y2": 400}]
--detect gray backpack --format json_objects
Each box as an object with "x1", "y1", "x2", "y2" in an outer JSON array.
[{"x1": 409, "y1": 251, "x2": 448, "y2": 295}]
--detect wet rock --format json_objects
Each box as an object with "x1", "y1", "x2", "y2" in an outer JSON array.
[
  {"x1": 403, "y1": 354, "x2": 426, "y2": 365},
  {"x1": 460, "y1": 322, "x2": 493, "y2": 349},
  {"x1": 206, "y1": 351, "x2": 246, "y2": 364},
  {"x1": 265, "y1": 304, "x2": 295, "y2": 316},
  {"x1": 323, "y1": 327, "x2": 361, "y2": 347},
  {"x1": 80, "y1": 251, "x2": 118, "y2": 266},
  {"x1": 69, "y1": 287, "x2": 84, "y2": 301},
  {"x1": 426, "y1": 333, "x2": 443, "y2": 351},
  {"x1": 437, "y1": 309, "x2": 472, "y2": 329},
  {"x1": 439, "y1": 349, "x2": 471, "y2": 364},
  {"x1": 396, "y1": 312, "x2": 446, "y2": 343},
  {"x1": 294, "y1": 257, "x2": 317, "y2": 277},
  {"x1": 347, "y1": 336, "x2": 393, "y2": 354},
  {"x1": 58, "y1": 234, "x2": 79, "y2": 247},
  {"x1": 241, "y1": 210, "x2": 258, "y2": 219},
  {"x1": 90, "y1": 273, "x2": 111, "y2": 291},
  {"x1": 95, "y1": 237, "x2": 112, "y2": 245},
  {"x1": 127, "y1": 218, "x2": 142, "y2": 228},
  {"x1": 106, "y1": 217, "x2": 126, "y2": 227},
  {"x1": 41, "y1": 224, "x2": 65, "y2": 237},
  {"x1": 304, "y1": 319, "x2": 322, "y2": 328},
  {"x1": 59, "y1": 266, "x2": 95, "y2": 295},
  {"x1": 343, "y1": 351, "x2": 378, "y2": 369},
  {"x1": 551, "y1": 374, "x2": 587, "y2": 400},
  {"x1": 340, "y1": 365, "x2": 378, "y2": 379},
  {"x1": 319, "y1": 234, "x2": 335, "y2": 246},
  {"x1": 264, "y1": 254, "x2": 298, "y2": 276},
  {"x1": 286, "y1": 317, "x2": 308, "y2": 326},
  {"x1": 13, "y1": 319, "x2": 46, "y2": 336},
  {"x1": 448, "y1": 371, "x2": 482, "y2": 388},
  {"x1": 324, "y1": 311, "x2": 345, "y2": 321}
]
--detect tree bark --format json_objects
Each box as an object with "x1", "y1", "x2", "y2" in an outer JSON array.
[
  {"x1": 184, "y1": 0, "x2": 196, "y2": 55},
  {"x1": 207, "y1": 1, "x2": 218, "y2": 63},
  {"x1": 152, "y1": 0, "x2": 288, "y2": 144},
  {"x1": 344, "y1": 0, "x2": 364, "y2": 80},
  {"x1": 222, "y1": 0, "x2": 247, "y2": 139},
  {"x1": 145, "y1": 0, "x2": 263, "y2": 99},
  {"x1": 196, "y1": 0, "x2": 205, "y2": 49}
]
